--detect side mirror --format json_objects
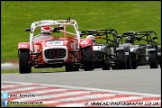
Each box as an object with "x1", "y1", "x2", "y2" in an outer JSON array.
[
  {"x1": 111, "y1": 40, "x2": 116, "y2": 43},
  {"x1": 25, "y1": 28, "x2": 31, "y2": 32},
  {"x1": 53, "y1": 27, "x2": 64, "y2": 32},
  {"x1": 116, "y1": 35, "x2": 121, "y2": 38},
  {"x1": 80, "y1": 33, "x2": 83, "y2": 37},
  {"x1": 152, "y1": 36, "x2": 158, "y2": 40},
  {"x1": 57, "y1": 27, "x2": 64, "y2": 30}
]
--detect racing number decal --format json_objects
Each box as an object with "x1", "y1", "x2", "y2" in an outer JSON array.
[
  {"x1": 47, "y1": 41, "x2": 63, "y2": 46},
  {"x1": 93, "y1": 46, "x2": 101, "y2": 50}
]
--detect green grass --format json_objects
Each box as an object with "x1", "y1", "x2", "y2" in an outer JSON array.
[
  {"x1": 1, "y1": 67, "x2": 65, "y2": 74},
  {"x1": 1, "y1": 1, "x2": 161, "y2": 63}
]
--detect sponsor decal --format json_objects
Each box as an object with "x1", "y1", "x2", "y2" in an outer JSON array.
[{"x1": 47, "y1": 41, "x2": 63, "y2": 46}]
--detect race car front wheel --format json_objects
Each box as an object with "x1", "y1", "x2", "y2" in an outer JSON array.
[
  {"x1": 149, "y1": 52, "x2": 158, "y2": 68},
  {"x1": 65, "y1": 64, "x2": 73, "y2": 72},
  {"x1": 102, "y1": 56, "x2": 110, "y2": 70},
  {"x1": 82, "y1": 46, "x2": 94, "y2": 71},
  {"x1": 117, "y1": 51, "x2": 127, "y2": 69},
  {"x1": 19, "y1": 49, "x2": 31, "y2": 74},
  {"x1": 73, "y1": 65, "x2": 80, "y2": 71},
  {"x1": 65, "y1": 64, "x2": 80, "y2": 72},
  {"x1": 126, "y1": 55, "x2": 132, "y2": 69},
  {"x1": 160, "y1": 61, "x2": 161, "y2": 68},
  {"x1": 102, "y1": 62, "x2": 110, "y2": 70}
]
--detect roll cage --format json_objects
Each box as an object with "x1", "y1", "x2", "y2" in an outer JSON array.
[
  {"x1": 25, "y1": 18, "x2": 80, "y2": 52},
  {"x1": 118, "y1": 31, "x2": 158, "y2": 46},
  {"x1": 80, "y1": 29, "x2": 118, "y2": 47}
]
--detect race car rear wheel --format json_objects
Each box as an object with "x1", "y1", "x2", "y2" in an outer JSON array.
[
  {"x1": 149, "y1": 52, "x2": 158, "y2": 68},
  {"x1": 131, "y1": 61, "x2": 137, "y2": 69},
  {"x1": 126, "y1": 55, "x2": 132, "y2": 69},
  {"x1": 117, "y1": 51, "x2": 127, "y2": 69},
  {"x1": 102, "y1": 62, "x2": 110, "y2": 70},
  {"x1": 73, "y1": 65, "x2": 80, "y2": 71},
  {"x1": 65, "y1": 64, "x2": 74, "y2": 72},
  {"x1": 19, "y1": 49, "x2": 31, "y2": 74},
  {"x1": 102, "y1": 57, "x2": 110, "y2": 70},
  {"x1": 160, "y1": 61, "x2": 161, "y2": 68},
  {"x1": 82, "y1": 46, "x2": 94, "y2": 71}
]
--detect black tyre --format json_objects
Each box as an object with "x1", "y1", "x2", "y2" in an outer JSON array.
[
  {"x1": 102, "y1": 58, "x2": 110, "y2": 70},
  {"x1": 19, "y1": 50, "x2": 31, "y2": 74},
  {"x1": 117, "y1": 51, "x2": 127, "y2": 69},
  {"x1": 73, "y1": 65, "x2": 80, "y2": 71},
  {"x1": 132, "y1": 61, "x2": 137, "y2": 69},
  {"x1": 111, "y1": 65, "x2": 118, "y2": 70},
  {"x1": 65, "y1": 64, "x2": 73, "y2": 72},
  {"x1": 80, "y1": 64, "x2": 84, "y2": 69},
  {"x1": 160, "y1": 61, "x2": 161, "y2": 68},
  {"x1": 149, "y1": 52, "x2": 158, "y2": 68},
  {"x1": 102, "y1": 62, "x2": 110, "y2": 70},
  {"x1": 82, "y1": 46, "x2": 94, "y2": 71},
  {"x1": 126, "y1": 55, "x2": 132, "y2": 69}
]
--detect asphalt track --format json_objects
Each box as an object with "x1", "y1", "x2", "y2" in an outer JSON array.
[
  {"x1": 1, "y1": 66, "x2": 161, "y2": 94},
  {"x1": 1, "y1": 66, "x2": 161, "y2": 107}
]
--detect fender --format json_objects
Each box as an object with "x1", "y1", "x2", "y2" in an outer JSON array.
[
  {"x1": 119, "y1": 43, "x2": 131, "y2": 52},
  {"x1": 148, "y1": 48, "x2": 156, "y2": 53},
  {"x1": 18, "y1": 42, "x2": 30, "y2": 50},
  {"x1": 116, "y1": 47, "x2": 124, "y2": 51},
  {"x1": 80, "y1": 38, "x2": 93, "y2": 49},
  {"x1": 130, "y1": 47, "x2": 139, "y2": 53}
]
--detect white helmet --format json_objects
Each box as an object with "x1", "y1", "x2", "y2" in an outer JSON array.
[{"x1": 86, "y1": 35, "x2": 96, "y2": 45}]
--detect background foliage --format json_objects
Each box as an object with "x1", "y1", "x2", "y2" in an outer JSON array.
[{"x1": 1, "y1": 1, "x2": 161, "y2": 62}]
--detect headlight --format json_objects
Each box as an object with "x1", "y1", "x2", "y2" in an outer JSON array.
[
  {"x1": 110, "y1": 47, "x2": 114, "y2": 53},
  {"x1": 34, "y1": 45, "x2": 40, "y2": 52},
  {"x1": 108, "y1": 47, "x2": 115, "y2": 54},
  {"x1": 130, "y1": 47, "x2": 134, "y2": 52}
]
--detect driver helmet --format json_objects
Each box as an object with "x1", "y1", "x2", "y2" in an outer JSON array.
[
  {"x1": 86, "y1": 35, "x2": 96, "y2": 45},
  {"x1": 125, "y1": 36, "x2": 134, "y2": 44},
  {"x1": 40, "y1": 26, "x2": 53, "y2": 35}
]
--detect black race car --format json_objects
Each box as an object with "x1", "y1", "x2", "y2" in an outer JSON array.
[
  {"x1": 80, "y1": 29, "x2": 119, "y2": 70},
  {"x1": 116, "y1": 31, "x2": 161, "y2": 69}
]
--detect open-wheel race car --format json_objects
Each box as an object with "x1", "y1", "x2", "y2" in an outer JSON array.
[
  {"x1": 116, "y1": 30, "x2": 161, "y2": 69},
  {"x1": 18, "y1": 18, "x2": 94, "y2": 74},
  {"x1": 80, "y1": 29, "x2": 119, "y2": 70}
]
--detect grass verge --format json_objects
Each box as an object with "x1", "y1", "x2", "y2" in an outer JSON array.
[
  {"x1": 1, "y1": 67, "x2": 65, "y2": 74},
  {"x1": 1, "y1": 1, "x2": 161, "y2": 63}
]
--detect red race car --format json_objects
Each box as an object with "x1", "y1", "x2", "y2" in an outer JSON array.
[{"x1": 18, "y1": 18, "x2": 94, "y2": 74}]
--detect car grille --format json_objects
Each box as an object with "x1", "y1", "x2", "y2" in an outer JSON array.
[
  {"x1": 130, "y1": 53, "x2": 136, "y2": 61},
  {"x1": 44, "y1": 49, "x2": 66, "y2": 59},
  {"x1": 94, "y1": 51, "x2": 104, "y2": 60}
]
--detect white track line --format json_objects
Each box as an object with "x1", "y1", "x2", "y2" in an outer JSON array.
[
  {"x1": 31, "y1": 89, "x2": 69, "y2": 95},
  {"x1": 13, "y1": 94, "x2": 116, "y2": 103},
  {"x1": 2, "y1": 86, "x2": 48, "y2": 92},
  {"x1": 13, "y1": 91, "x2": 114, "y2": 102},
  {"x1": 140, "y1": 100, "x2": 161, "y2": 104},
  {"x1": 34, "y1": 96, "x2": 143, "y2": 105},
  {"x1": 2, "y1": 81, "x2": 160, "y2": 97},
  {"x1": 2, "y1": 81, "x2": 161, "y2": 107},
  {"x1": 1, "y1": 85, "x2": 20, "y2": 88}
]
